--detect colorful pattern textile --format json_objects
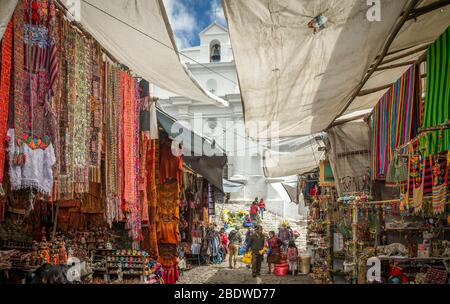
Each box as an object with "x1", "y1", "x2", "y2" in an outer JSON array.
[
  {"x1": 371, "y1": 66, "x2": 417, "y2": 180},
  {"x1": 430, "y1": 154, "x2": 448, "y2": 215},
  {"x1": 148, "y1": 139, "x2": 159, "y2": 258},
  {"x1": 159, "y1": 139, "x2": 183, "y2": 184},
  {"x1": 0, "y1": 20, "x2": 13, "y2": 194},
  {"x1": 14, "y1": 0, "x2": 57, "y2": 149},
  {"x1": 65, "y1": 28, "x2": 91, "y2": 194},
  {"x1": 89, "y1": 44, "x2": 103, "y2": 183},
  {"x1": 120, "y1": 72, "x2": 137, "y2": 209},
  {"x1": 105, "y1": 62, "x2": 122, "y2": 225},
  {"x1": 7, "y1": 129, "x2": 56, "y2": 195},
  {"x1": 419, "y1": 27, "x2": 450, "y2": 157},
  {"x1": 157, "y1": 180, "x2": 180, "y2": 244},
  {"x1": 124, "y1": 78, "x2": 142, "y2": 245}
]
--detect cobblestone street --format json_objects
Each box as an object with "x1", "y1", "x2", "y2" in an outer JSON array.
[
  {"x1": 177, "y1": 259, "x2": 314, "y2": 284},
  {"x1": 178, "y1": 203, "x2": 313, "y2": 284}
]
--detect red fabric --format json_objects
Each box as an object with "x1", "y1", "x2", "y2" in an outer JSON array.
[
  {"x1": 159, "y1": 140, "x2": 182, "y2": 184},
  {"x1": 250, "y1": 204, "x2": 259, "y2": 215},
  {"x1": 0, "y1": 19, "x2": 13, "y2": 187},
  {"x1": 220, "y1": 233, "x2": 229, "y2": 247}
]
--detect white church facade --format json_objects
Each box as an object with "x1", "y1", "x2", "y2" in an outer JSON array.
[{"x1": 153, "y1": 22, "x2": 303, "y2": 219}]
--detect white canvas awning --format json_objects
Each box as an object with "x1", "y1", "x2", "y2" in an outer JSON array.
[
  {"x1": 0, "y1": 0, "x2": 17, "y2": 40},
  {"x1": 263, "y1": 134, "x2": 325, "y2": 178},
  {"x1": 59, "y1": 0, "x2": 228, "y2": 107},
  {"x1": 223, "y1": 0, "x2": 450, "y2": 139}
]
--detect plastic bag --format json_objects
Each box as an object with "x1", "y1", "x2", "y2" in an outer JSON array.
[{"x1": 241, "y1": 252, "x2": 252, "y2": 264}]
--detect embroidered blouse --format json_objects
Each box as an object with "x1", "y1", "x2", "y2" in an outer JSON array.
[{"x1": 7, "y1": 129, "x2": 56, "y2": 195}]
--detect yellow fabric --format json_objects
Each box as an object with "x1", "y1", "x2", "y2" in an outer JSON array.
[{"x1": 241, "y1": 251, "x2": 252, "y2": 264}]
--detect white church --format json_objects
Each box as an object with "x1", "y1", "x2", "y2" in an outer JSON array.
[{"x1": 153, "y1": 22, "x2": 304, "y2": 220}]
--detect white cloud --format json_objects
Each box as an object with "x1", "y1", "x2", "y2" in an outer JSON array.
[
  {"x1": 211, "y1": 0, "x2": 227, "y2": 26},
  {"x1": 163, "y1": 0, "x2": 198, "y2": 49}
]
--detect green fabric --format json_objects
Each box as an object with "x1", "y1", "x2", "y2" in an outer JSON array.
[{"x1": 420, "y1": 26, "x2": 450, "y2": 157}]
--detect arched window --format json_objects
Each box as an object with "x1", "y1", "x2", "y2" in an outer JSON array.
[
  {"x1": 210, "y1": 40, "x2": 221, "y2": 62},
  {"x1": 206, "y1": 79, "x2": 217, "y2": 94}
]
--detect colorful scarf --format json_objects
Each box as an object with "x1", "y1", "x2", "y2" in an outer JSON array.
[
  {"x1": 120, "y1": 72, "x2": 141, "y2": 243},
  {"x1": 0, "y1": 20, "x2": 13, "y2": 194},
  {"x1": 148, "y1": 139, "x2": 159, "y2": 258},
  {"x1": 419, "y1": 27, "x2": 450, "y2": 157},
  {"x1": 64, "y1": 27, "x2": 91, "y2": 194},
  {"x1": 89, "y1": 44, "x2": 103, "y2": 183},
  {"x1": 105, "y1": 62, "x2": 122, "y2": 225},
  {"x1": 371, "y1": 66, "x2": 417, "y2": 180}
]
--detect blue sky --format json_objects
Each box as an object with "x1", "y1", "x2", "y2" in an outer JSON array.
[{"x1": 163, "y1": 0, "x2": 227, "y2": 49}]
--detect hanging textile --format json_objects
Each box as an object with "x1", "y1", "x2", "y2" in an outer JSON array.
[
  {"x1": 104, "y1": 62, "x2": 122, "y2": 225},
  {"x1": 430, "y1": 153, "x2": 448, "y2": 215},
  {"x1": 157, "y1": 180, "x2": 180, "y2": 245},
  {"x1": 327, "y1": 120, "x2": 371, "y2": 196},
  {"x1": 0, "y1": 20, "x2": 13, "y2": 195},
  {"x1": 159, "y1": 139, "x2": 183, "y2": 185},
  {"x1": 139, "y1": 133, "x2": 150, "y2": 222},
  {"x1": 64, "y1": 25, "x2": 92, "y2": 194},
  {"x1": 88, "y1": 43, "x2": 103, "y2": 183},
  {"x1": 409, "y1": 147, "x2": 426, "y2": 214},
  {"x1": 117, "y1": 72, "x2": 142, "y2": 244},
  {"x1": 420, "y1": 27, "x2": 450, "y2": 157},
  {"x1": 10, "y1": 0, "x2": 58, "y2": 195},
  {"x1": 120, "y1": 71, "x2": 137, "y2": 210},
  {"x1": 371, "y1": 66, "x2": 417, "y2": 180},
  {"x1": 147, "y1": 139, "x2": 159, "y2": 258}
]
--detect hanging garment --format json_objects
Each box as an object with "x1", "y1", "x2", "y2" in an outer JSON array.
[
  {"x1": 0, "y1": 20, "x2": 13, "y2": 194},
  {"x1": 430, "y1": 154, "x2": 448, "y2": 215},
  {"x1": 159, "y1": 139, "x2": 183, "y2": 185},
  {"x1": 156, "y1": 180, "x2": 180, "y2": 244},
  {"x1": 7, "y1": 129, "x2": 56, "y2": 195},
  {"x1": 147, "y1": 139, "x2": 159, "y2": 258},
  {"x1": 420, "y1": 27, "x2": 450, "y2": 157},
  {"x1": 410, "y1": 151, "x2": 425, "y2": 214}
]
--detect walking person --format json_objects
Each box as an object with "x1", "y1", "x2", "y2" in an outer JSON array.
[
  {"x1": 266, "y1": 231, "x2": 282, "y2": 274},
  {"x1": 249, "y1": 201, "x2": 259, "y2": 223},
  {"x1": 278, "y1": 224, "x2": 290, "y2": 252},
  {"x1": 227, "y1": 227, "x2": 242, "y2": 269},
  {"x1": 219, "y1": 228, "x2": 229, "y2": 262},
  {"x1": 287, "y1": 241, "x2": 299, "y2": 276},
  {"x1": 258, "y1": 198, "x2": 266, "y2": 219},
  {"x1": 245, "y1": 225, "x2": 265, "y2": 278}
]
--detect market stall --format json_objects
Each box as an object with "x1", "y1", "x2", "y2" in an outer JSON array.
[
  {"x1": 0, "y1": 0, "x2": 227, "y2": 284},
  {"x1": 306, "y1": 26, "x2": 450, "y2": 284}
]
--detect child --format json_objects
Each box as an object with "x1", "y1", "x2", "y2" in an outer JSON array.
[{"x1": 287, "y1": 241, "x2": 299, "y2": 276}]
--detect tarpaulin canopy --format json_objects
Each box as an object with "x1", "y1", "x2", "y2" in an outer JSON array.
[
  {"x1": 346, "y1": 0, "x2": 450, "y2": 114},
  {"x1": 156, "y1": 108, "x2": 227, "y2": 192},
  {"x1": 0, "y1": 0, "x2": 17, "y2": 40},
  {"x1": 59, "y1": 0, "x2": 228, "y2": 107},
  {"x1": 223, "y1": 179, "x2": 245, "y2": 193},
  {"x1": 223, "y1": 0, "x2": 450, "y2": 139},
  {"x1": 262, "y1": 134, "x2": 325, "y2": 178},
  {"x1": 327, "y1": 120, "x2": 371, "y2": 196},
  {"x1": 282, "y1": 182, "x2": 299, "y2": 204}
]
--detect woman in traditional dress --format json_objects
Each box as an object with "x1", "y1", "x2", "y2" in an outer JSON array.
[{"x1": 266, "y1": 231, "x2": 282, "y2": 274}]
